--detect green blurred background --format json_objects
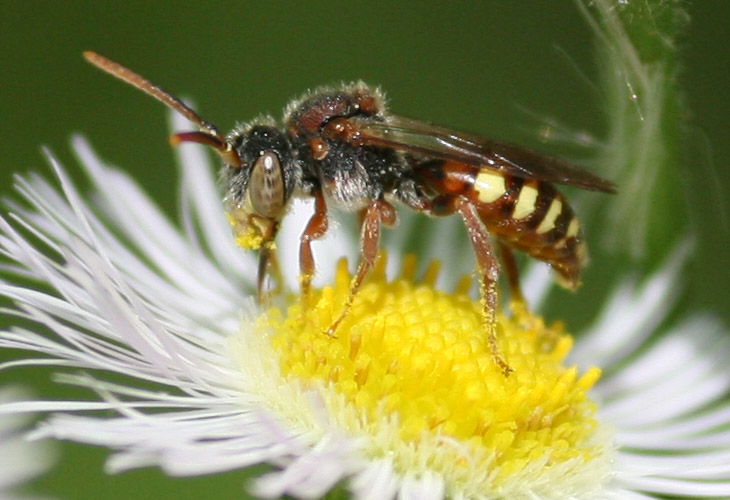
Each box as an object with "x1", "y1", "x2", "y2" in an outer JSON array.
[{"x1": 1, "y1": 2, "x2": 728, "y2": 499}]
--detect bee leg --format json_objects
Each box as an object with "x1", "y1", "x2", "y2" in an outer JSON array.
[
  {"x1": 455, "y1": 198, "x2": 513, "y2": 376},
  {"x1": 299, "y1": 191, "x2": 329, "y2": 305},
  {"x1": 327, "y1": 198, "x2": 396, "y2": 337},
  {"x1": 496, "y1": 241, "x2": 535, "y2": 330},
  {"x1": 496, "y1": 241, "x2": 524, "y2": 304},
  {"x1": 496, "y1": 243, "x2": 559, "y2": 350}
]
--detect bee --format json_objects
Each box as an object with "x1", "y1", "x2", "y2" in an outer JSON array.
[{"x1": 84, "y1": 51, "x2": 615, "y2": 375}]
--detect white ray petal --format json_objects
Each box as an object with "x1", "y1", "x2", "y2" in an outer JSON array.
[
  {"x1": 572, "y1": 242, "x2": 690, "y2": 368},
  {"x1": 168, "y1": 111, "x2": 258, "y2": 286}
]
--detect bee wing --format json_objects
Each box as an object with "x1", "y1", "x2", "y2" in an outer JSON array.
[{"x1": 357, "y1": 115, "x2": 617, "y2": 193}]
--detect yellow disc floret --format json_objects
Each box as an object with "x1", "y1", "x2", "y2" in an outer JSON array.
[{"x1": 248, "y1": 254, "x2": 611, "y2": 498}]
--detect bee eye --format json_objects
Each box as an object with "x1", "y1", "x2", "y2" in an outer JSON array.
[{"x1": 248, "y1": 151, "x2": 285, "y2": 219}]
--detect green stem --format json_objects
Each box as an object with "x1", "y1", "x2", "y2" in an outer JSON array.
[{"x1": 579, "y1": 0, "x2": 689, "y2": 261}]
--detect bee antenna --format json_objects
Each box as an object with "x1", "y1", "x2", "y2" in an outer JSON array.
[
  {"x1": 83, "y1": 51, "x2": 242, "y2": 168},
  {"x1": 169, "y1": 131, "x2": 242, "y2": 167}
]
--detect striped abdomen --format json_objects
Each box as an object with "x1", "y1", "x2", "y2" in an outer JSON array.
[{"x1": 416, "y1": 160, "x2": 587, "y2": 288}]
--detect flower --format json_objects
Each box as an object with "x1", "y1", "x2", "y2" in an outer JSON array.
[
  {"x1": 0, "y1": 387, "x2": 56, "y2": 499},
  {"x1": 1, "y1": 125, "x2": 729, "y2": 499}
]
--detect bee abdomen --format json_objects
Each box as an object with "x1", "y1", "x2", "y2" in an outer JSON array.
[
  {"x1": 414, "y1": 160, "x2": 588, "y2": 287},
  {"x1": 472, "y1": 169, "x2": 586, "y2": 288}
]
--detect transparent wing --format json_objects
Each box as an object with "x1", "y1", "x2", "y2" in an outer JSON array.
[{"x1": 357, "y1": 115, "x2": 616, "y2": 193}]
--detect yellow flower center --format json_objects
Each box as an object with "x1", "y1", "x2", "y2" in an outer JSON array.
[{"x1": 245, "y1": 255, "x2": 611, "y2": 498}]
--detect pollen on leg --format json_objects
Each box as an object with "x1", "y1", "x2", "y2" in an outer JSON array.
[{"x1": 251, "y1": 254, "x2": 612, "y2": 499}]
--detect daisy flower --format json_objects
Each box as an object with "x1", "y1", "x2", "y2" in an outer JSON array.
[
  {"x1": 1, "y1": 119, "x2": 729, "y2": 500},
  {"x1": 0, "y1": 387, "x2": 56, "y2": 500}
]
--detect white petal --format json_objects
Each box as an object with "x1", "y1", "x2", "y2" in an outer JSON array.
[
  {"x1": 0, "y1": 388, "x2": 56, "y2": 493},
  {"x1": 169, "y1": 111, "x2": 257, "y2": 287},
  {"x1": 397, "y1": 471, "x2": 445, "y2": 500},
  {"x1": 572, "y1": 242, "x2": 689, "y2": 368},
  {"x1": 349, "y1": 458, "x2": 400, "y2": 500}
]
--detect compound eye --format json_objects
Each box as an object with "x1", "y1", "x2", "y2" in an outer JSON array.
[{"x1": 248, "y1": 151, "x2": 286, "y2": 219}]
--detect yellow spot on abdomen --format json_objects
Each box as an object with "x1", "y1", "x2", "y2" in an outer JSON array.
[
  {"x1": 536, "y1": 197, "x2": 563, "y2": 234},
  {"x1": 567, "y1": 217, "x2": 581, "y2": 238},
  {"x1": 474, "y1": 170, "x2": 506, "y2": 204},
  {"x1": 512, "y1": 184, "x2": 539, "y2": 219}
]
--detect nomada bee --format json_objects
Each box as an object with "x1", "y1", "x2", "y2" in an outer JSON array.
[{"x1": 84, "y1": 51, "x2": 616, "y2": 375}]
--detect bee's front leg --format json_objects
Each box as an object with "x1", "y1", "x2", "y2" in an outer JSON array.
[
  {"x1": 326, "y1": 198, "x2": 396, "y2": 337},
  {"x1": 299, "y1": 191, "x2": 329, "y2": 305}
]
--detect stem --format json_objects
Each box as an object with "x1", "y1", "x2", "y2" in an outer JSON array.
[{"x1": 579, "y1": 0, "x2": 689, "y2": 260}]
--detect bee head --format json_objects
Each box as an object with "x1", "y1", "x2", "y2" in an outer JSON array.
[
  {"x1": 220, "y1": 122, "x2": 294, "y2": 251},
  {"x1": 82, "y1": 51, "x2": 295, "y2": 251}
]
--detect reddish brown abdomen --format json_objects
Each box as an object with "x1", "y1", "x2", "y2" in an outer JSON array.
[{"x1": 418, "y1": 160, "x2": 586, "y2": 288}]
